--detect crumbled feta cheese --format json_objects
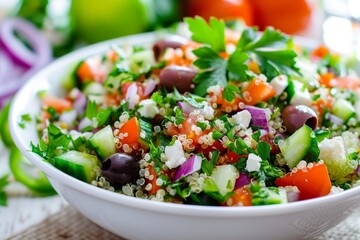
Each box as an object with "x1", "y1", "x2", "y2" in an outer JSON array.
[
  {"x1": 319, "y1": 137, "x2": 347, "y2": 164},
  {"x1": 341, "y1": 131, "x2": 360, "y2": 153},
  {"x1": 270, "y1": 75, "x2": 288, "y2": 96},
  {"x1": 231, "y1": 110, "x2": 251, "y2": 129},
  {"x1": 319, "y1": 136, "x2": 357, "y2": 181},
  {"x1": 290, "y1": 89, "x2": 312, "y2": 106},
  {"x1": 202, "y1": 102, "x2": 215, "y2": 120},
  {"x1": 137, "y1": 99, "x2": 159, "y2": 118},
  {"x1": 164, "y1": 140, "x2": 186, "y2": 169},
  {"x1": 329, "y1": 186, "x2": 344, "y2": 195},
  {"x1": 246, "y1": 153, "x2": 262, "y2": 172}
]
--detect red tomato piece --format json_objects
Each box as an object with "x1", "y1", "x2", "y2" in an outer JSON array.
[{"x1": 275, "y1": 163, "x2": 332, "y2": 200}]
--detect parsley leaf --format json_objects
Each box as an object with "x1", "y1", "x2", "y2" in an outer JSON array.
[
  {"x1": 222, "y1": 85, "x2": 241, "y2": 102},
  {"x1": 241, "y1": 27, "x2": 286, "y2": 51},
  {"x1": 85, "y1": 100, "x2": 98, "y2": 119},
  {"x1": 226, "y1": 50, "x2": 250, "y2": 82},
  {"x1": 256, "y1": 49, "x2": 299, "y2": 78},
  {"x1": 192, "y1": 47, "x2": 227, "y2": 96},
  {"x1": 185, "y1": 16, "x2": 225, "y2": 52},
  {"x1": 256, "y1": 141, "x2": 271, "y2": 160},
  {"x1": 32, "y1": 123, "x2": 71, "y2": 160}
]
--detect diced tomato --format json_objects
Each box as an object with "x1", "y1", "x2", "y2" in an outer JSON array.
[
  {"x1": 166, "y1": 116, "x2": 209, "y2": 146},
  {"x1": 311, "y1": 45, "x2": 330, "y2": 59},
  {"x1": 311, "y1": 88, "x2": 334, "y2": 118},
  {"x1": 242, "y1": 78, "x2": 276, "y2": 105},
  {"x1": 147, "y1": 165, "x2": 161, "y2": 195},
  {"x1": 196, "y1": 140, "x2": 226, "y2": 159},
  {"x1": 42, "y1": 96, "x2": 73, "y2": 113},
  {"x1": 121, "y1": 82, "x2": 146, "y2": 100},
  {"x1": 77, "y1": 56, "x2": 105, "y2": 83},
  {"x1": 209, "y1": 90, "x2": 241, "y2": 112},
  {"x1": 260, "y1": 134, "x2": 280, "y2": 154},
  {"x1": 106, "y1": 49, "x2": 119, "y2": 62},
  {"x1": 224, "y1": 186, "x2": 252, "y2": 206},
  {"x1": 105, "y1": 93, "x2": 121, "y2": 107},
  {"x1": 118, "y1": 117, "x2": 140, "y2": 147},
  {"x1": 275, "y1": 163, "x2": 332, "y2": 200},
  {"x1": 319, "y1": 72, "x2": 360, "y2": 90}
]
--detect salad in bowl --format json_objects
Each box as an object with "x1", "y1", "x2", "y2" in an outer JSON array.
[
  {"x1": 9, "y1": 17, "x2": 360, "y2": 239},
  {"x1": 26, "y1": 17, "x2": 360, "y2": 207}
]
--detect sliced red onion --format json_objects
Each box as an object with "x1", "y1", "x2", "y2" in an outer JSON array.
[
  {"x1": 245, "y1": 106, "x2": 270, "y2": 132},
  {"x1": 356, "y1": 165, "x2": 360, "y2": 176},
  {"x1": 59, "y1": 109, "x2": 77, "y2": 127},
  {"x1": 178, "y1": 101, "x2": 197, "y2": 115},
  {"x1": 73, "y1": 91, "x2": 87, "y2": 115},
  {"x1": 286, "y1": 190, "x2": 300, "y2": 202},
  {"x1": 0, "y1": 18, "x2": 52, "y2": 107},
  {"x1": 143, "y1": 79, "x2": 156, "y2": 96},
  {"x1": 0, "y1": 18, "x2": 52, "y2": 68},
  {"x1": 234, "y1": 173, "x2": 251, "y2": 189},
  {"x1": 174, "y1": 155, "x2": 203, "y2": 181},
  {"x1": 125, "y1": 83, "x2": 139, "y2": 109},
  {"x1": 328, "y1": 114, "x2": 344, "y2": 126}
]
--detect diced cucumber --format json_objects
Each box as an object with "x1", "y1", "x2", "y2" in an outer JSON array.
[
  {"x1": 331, "y1": 99, "x2": 355, "y2": 121},
  {"x1": 314, "y1": 129, "x2": 331, "y2": 142},
  {"x1": 279, "y1": 125, "x2": 320, "y2": 169},
  {"x1": 62, "y1": 62, "x2": 81, "y2": 91},
  {"x1": 251, "y1": 186, "x2": 288, "y2": 206},
  {"x1": 129, "y1": 50, "x2": 156, "y2": 73},
  {"x1": 209, "y1": 165, "x2": 239, "y2": 196},
  {"x1": 138, "y1": 118, "x2": 153, "y2": 148},
  {"x1": 89, "y1": 125, "x2": 116, "y2": 159},
  {"x1": 104, "y1": 73, "x2": 134, "y2": 93},
  {"x1": 83, "y1": 82, "x2": 106, "y2": 96},
  {"x1": 51, "y1": 150, "x2": 100, "y2": 183}
]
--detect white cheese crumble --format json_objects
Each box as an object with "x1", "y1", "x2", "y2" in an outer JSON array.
[
  {"x1": 319, "y1": 136, "x2": 347, "y2": 165},
  {"x1": 202, "y1": 102, "x2": 215, "y2": 120},
  {"x1": 137, "y1": 99, "x2": 159, "y2": 118},
  {"x1": 270, "y1": 75, "x2": 288, "y2": 96},
  {"x1": 246, "y1": 153, "x2": 262, "y2": 172},
  {"x1": 231, "y1": 110, "x2": 251, "y2": 129},
  {"x1": 290, "y1": 81, "x2": 312, "y2": 106},
  {"x1": 164, "y1": 140, "x2": 186, "y2": 169}
]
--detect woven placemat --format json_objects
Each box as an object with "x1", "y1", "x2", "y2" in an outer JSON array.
[{"x1": 8, "y1": 206, "x2": 360, "y2": 240}]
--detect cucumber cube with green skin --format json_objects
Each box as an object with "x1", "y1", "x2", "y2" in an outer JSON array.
[
  {"x1": 51, "y1": 150, "x2": 100, "y2": 183},
  {"x1": 89, "y1": 125, "x2": 116, "y2": 159},
  {"x1": 279, "y1": 125, "x2": 319, "y2": 169},
  {"x1": 331, "y1": 99, "x2": 355, "y2": 121},
  {"x1": 210, "y1": 165, "x2": 239, "y2": 196}
]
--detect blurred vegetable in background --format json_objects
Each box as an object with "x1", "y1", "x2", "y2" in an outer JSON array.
[
  {"x1": 182, "y1": 0, "x2": 253, "y2": 26},
  {"x1": 251, "y1": 0, "x2": 313, "y2": 34}
]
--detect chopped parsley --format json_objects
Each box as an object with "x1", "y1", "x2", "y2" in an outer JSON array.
[{"x1": 187, "y1": 17, "x2": 300, "y2": 101}]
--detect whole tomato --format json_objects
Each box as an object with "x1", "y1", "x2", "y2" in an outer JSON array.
[
  {"x1": 250, "y1": 0, "x2": 312, "y2": 34},
  {"x1": 182, "y1": 0, "x2": 254, "y2": 25}
]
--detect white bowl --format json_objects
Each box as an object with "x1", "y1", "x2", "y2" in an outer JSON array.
[{"x1": 9, "y1": 32, "x2": 360, "y2": 240}]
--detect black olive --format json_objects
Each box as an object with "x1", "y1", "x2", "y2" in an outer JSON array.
[
  {"x1": 101, "y1": 153, "x2": 140, "y2": 188},
  {"x1": 281, "y1": 105, "x2": 318, "y2": 134},
  {"x1": 159, "y1": 65, "x2": 197, "y2": 93},
  {"x1": 152, "y1": 36, "x2": 187, "y2": 61}
]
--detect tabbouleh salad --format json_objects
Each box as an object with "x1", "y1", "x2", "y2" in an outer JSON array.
[{"x1": 30, "y1": 17, "x2": 360, "y2": 206}]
